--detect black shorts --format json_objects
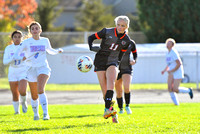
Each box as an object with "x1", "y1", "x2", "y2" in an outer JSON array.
[
  {"x1": 117, "y1": 70, "x2": 132, "y2": 80},
  {"x1": 94, "y1": 63, "x2": 118, "y2": 71},
  {"x1": 94, "y1": 53, "x2": 118, "y2": 71}
]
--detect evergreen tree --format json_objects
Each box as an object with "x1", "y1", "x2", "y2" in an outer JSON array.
[
  {"x1": 128, "y1": 14, "x2": 141, "y2": 32},
  {"x1": 138, "y1": 0, "x2": 200, "y2": 43},
  {"x1": 36, "y1": 0, "x2": 64, "y2": 31}
]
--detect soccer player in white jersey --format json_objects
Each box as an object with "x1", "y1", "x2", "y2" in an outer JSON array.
[
  {"x1": 3, "y1": 30, "x2": 28, "y2": 114},
  {"x1": 14, "y1": 22, "x2": 63, "y2": 120},
  {"x1": 161, "y1": 38, "x2": 193, "y2": 105}
]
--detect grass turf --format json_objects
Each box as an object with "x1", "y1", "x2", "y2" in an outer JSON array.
[{"x1": 0, "y1": 103, "x2": 200, "y2": 133}]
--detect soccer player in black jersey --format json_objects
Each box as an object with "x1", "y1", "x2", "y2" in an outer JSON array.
[
  {"x1": 88, "y1": 16, "x2": 133, "y2": 123},
  {"x1": 115, "y1": 39, "x2": 137, "y2": 114}
]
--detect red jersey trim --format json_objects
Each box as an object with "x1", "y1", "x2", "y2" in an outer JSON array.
[
  {"x1": 95, "y1": 33, "x2": 101, "y2": 39},
  {"x1": 132, "y1": 49, "x2": 137, "y2": 53},
  {"x1": 121, "y1": 49, "x2": 127, "y2": 52},
  {"x1": 115, "y1": 28, "x2": 126, "y2": 39},
  {"x1": 114, "y1": 28, "x2": 117, "y2": 37},
  {"x1": 120, "y1": 34, "x2": 126, "y2": 39}
]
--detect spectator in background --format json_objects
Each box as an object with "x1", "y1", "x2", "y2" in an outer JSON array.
[{"x1": 161, "y1": 38, "x2": 193, "y2": 105}]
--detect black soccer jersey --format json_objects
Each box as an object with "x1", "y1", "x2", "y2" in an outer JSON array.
[
  {"x1": 119, "y1": 40, "x2": 137, "y2": 71},
  {"x1": 89, "y1": 27, "x2": 131, "y2": 67}
]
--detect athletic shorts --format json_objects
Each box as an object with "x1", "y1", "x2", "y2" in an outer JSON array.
[
  {"x1": 117, "y1": 70, "x2": 132, "y2": 80},
  {"x1": 94, "y1": 53, "x2": 119, "y2": 71},
  {"x1": 173, "y1": 69, "x2": 184, "y2": 79},
  {"x1": 94, "y1": 63, "x2": 118, "y2": 72},
  {"x1": 8, "y1": 66, "x2": 28, "y2": 81},
  {"x1": 27, "y1": 65, "x2": 51, "y2": 82}
]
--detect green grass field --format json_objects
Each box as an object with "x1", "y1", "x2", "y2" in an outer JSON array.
[
  {"x1": 0, "y1": 78, "x2": 199, "y2": 91},
  {"x1": 0, "y1": 103, "x2": 200, "y2": 133}
]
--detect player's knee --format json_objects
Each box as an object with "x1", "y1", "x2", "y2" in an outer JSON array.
[
  {"x1": 19, "y1": 89, "x2": 26, "y2": 96},
  {"x1": 20, "y1": 93, "x2": 26, "y2": 96},
  {"x1": 168, "y1": 87, "x2": 173, "y2": 92},
  {"x1": 172, "y1": 88, "x2": 179, "y2": 93},
  {"x1": 31, "y1": 94, "x2": 38, "y2": 100},
  {"x1": 13, "y1": 97, "x2": 19, "y2": 101}
]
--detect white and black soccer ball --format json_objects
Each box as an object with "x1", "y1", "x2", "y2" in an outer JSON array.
[{"x1": 76, "y1": 56, "x2": 93, "y2": 73}]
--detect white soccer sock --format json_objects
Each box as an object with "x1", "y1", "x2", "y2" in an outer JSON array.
[
  {"x1": 20, "y1": 95, "x2": 27, "y2": 103},
  {"x1": 31, "y1": 98, "x2": 39, "y2": 116},
  {"x1": 178, "y1": 87, "x2": 190, "y2": 93},
  {"x1": 39, "y1": 93, "x2": 48, "y2": 115},
  {"x1": 13, "y1": 101, "x2": 20, "y2": 113},
  {"x1": 169, "y1": 92, "x2": 179, "y2": 105}
]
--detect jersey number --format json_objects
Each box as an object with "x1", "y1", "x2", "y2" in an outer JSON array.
[
  {"x1": 14, "y1": 60, "x2": 21, "y2": 65},
  {"x1": 109, "y1": 43, "x2": 119, "y2": 50}
]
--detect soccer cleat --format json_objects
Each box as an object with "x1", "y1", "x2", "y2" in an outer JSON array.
[
  {"x1": 112, "y1": 114, "x2": 119, "y2": 123},
  {"x1": 43, "y1": 114, "x2": 50, "y2": 120},
  {"x1": 110, "y1": 100, "x2": 115, "y2": 107},
  {"x1": 103, "y1": 108, "x2": 117, "y2": 119},
  {"x1": 22, "y1": 101, "x2": 28, "y2": 113},
  {"x1": 189, "y1": 88, "x2": 193, "y2": 99},
  {"x1": 109, "y1": 100, "x2": 116, "y2": 111},
  {"x1": 34, "y1": 115, "x2": 40, "y2": 121},
  {"x1": 125, "y1": 106, "x2": 132, "y2": 114},
  {"x1": 119, "y1": 108, "x2": 124, "y2": 114}
]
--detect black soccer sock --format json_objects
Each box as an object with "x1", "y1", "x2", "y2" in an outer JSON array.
[
  {"x1": 125, "y1": 92, "x2": 131, "y2": 107},
  {"x1": 104, "y1": 97, "x2": 114, "y2": 110},
  {"x1": 117, "y1": 97, "x2": 123, "y2": 109},
  {"x1": 105, "y1": 90, "x2": 114, "y2": 109}
]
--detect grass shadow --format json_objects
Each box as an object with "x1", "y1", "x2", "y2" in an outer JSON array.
[
  {"x1": 6, "y1": 122, "x2": 105, "y2": 133},
  {"x1": 52, "y1": 113, "x2": 102, "y2": 119},
  {"x1": 0, "y1": 113, "x2": 14, "y2": 117},
  {"x1": 7, "y1": 127, "x2": 52, "y2": 132},
  {"x1": 0, "y1": 120, "x2": 15, "y2": 123}
]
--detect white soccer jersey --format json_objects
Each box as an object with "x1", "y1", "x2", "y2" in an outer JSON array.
[
  {"x1": 3, "y1": 44, "x2": 27, "y2": 81},
  {"x1": 166, "y1": 48, "x2": 184, "y2": 79},
  {"x1": 166, "y1": 48, "x2": 182, "y2": 70},
  {"x1": 15, "y1": 37, "x2": 59, "y2": 67},
  {"x1": 3, "y1": 44, "x2": 26, "y2": 68}
]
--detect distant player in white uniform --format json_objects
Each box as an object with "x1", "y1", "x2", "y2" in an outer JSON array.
[
  {"x1": 3, "y1": 30, "x2": 28, "y2": 114},
  {"x1": 161, "y1": 38, "x2": 193, "y2": 105},
  {"x1": 14, "y1": 22, "x2": 63, "y2": 120}
]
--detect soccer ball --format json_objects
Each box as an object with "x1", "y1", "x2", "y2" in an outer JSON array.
[{"x1": 76, "y1": 55, "x2": 93, "y2": 72}]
